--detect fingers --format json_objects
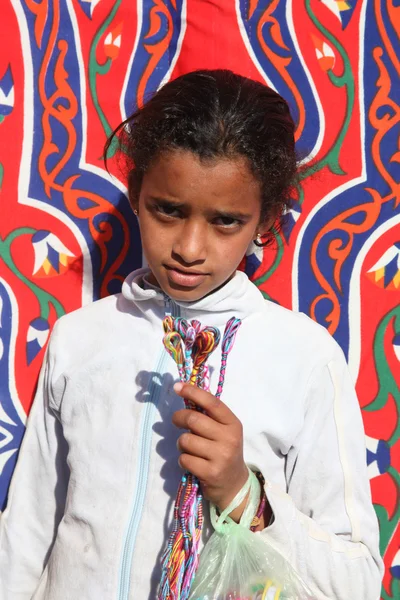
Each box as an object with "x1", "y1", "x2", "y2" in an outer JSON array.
[
  {"x1": 178, "y1": 454, "x2": 210, "y2": 483},
  {"x1": 172, "y1": 409, "x2": 221, "y2": 441},
  {"x1": 177, "y1": 432, "x2": 215, "y2": 460},
  {"x1": 173, "y1": 382, "x2": 236, "y2": 425},
  {"x1": 178, "y1": 453, "x2": 244, "y2": 493}
]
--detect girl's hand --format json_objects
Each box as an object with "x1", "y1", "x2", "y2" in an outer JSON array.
[{"x1": 172, "y1": 382, "x2": 249, "y2": 518}]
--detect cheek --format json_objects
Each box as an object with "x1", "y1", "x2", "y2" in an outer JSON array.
[
  {"x1": 215, "y1": 232, "x2": 254, "y2": 264},
  {"x1": 139, "y1": 217, "x2": 169, "y2": 254},
  {"x1": 140, "y1": 223, "x2": 181, "y2": 271}
]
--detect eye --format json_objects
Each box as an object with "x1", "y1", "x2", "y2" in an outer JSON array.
[
  {"x1": 213, "y1": 215, "x2": 243, "y2": 228},
  {"x1": 155, "y1": 203, "x2": 181, "y2": 218}
]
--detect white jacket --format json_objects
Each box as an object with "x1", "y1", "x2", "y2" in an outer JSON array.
[{"x1": 0, "y1": 269, "x2": 383, "y2": 599}]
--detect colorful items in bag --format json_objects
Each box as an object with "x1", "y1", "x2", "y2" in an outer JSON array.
[
  {"x1": 158, "y1": 316, "x2": 242, "y2": 600},
  {"x1": 193, "y1": 578, "x2": 282, "y2": 598},
  {"x1": 188, "y1": 470, "x2": 313, "y2": 600},
  {"x1": 192, "y1": 579, "x2": 282, "y2": 598}
]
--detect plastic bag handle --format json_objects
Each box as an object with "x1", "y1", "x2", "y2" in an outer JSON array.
[{"x1": 211, "y1": 468, "x2": 261, "y2": 532}]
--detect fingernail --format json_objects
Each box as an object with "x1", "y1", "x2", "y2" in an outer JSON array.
[{"x1": 173, "y1": 382, "x2": 183, "y2": 393}]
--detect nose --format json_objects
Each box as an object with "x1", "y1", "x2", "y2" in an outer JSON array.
[{"x1": 172, "y1": 220, "x2": 207, "y2": 265}]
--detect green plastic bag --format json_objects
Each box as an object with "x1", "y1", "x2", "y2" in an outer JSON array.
[{"x1": 189, "y1": 470, "x2": 314, "y2": 600}]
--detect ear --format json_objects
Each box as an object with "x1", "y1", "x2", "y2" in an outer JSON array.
[
  {"x1": 128, "y1": 191, "x2": 139, "y2": 217},
  {"x1": 256, "y1": 216, "x2": 276, "y2": 239},
  {"x1": 127, "y1": 173, "x2": 141, "y2": 216}
]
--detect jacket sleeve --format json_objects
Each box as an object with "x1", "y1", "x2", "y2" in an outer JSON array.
[
  {"x1": 0, "y1": 328, "x2": 69, "y2": 599},
  {"x1": 260, "y1": 345, "x2": 384, "y2": 600}
]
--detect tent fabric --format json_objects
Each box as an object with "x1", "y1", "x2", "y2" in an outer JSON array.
[{"x1": 0, "y1": 1, "x2": 398, "y2": 597}]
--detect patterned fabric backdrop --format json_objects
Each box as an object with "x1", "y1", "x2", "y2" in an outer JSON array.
[{"x1": 0, "y1": 0, "x2": 399, "y2": 597}]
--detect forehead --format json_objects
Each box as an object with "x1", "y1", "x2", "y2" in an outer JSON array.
[{"x1": 141, "y1": 150, "x2": 261, "y2": 210}]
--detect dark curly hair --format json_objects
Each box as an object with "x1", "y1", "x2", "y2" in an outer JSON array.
[{"x1": 106, "y1": 69, "x2": 297, "y2": 246}]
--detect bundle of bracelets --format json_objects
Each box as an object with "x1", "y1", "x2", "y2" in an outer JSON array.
[
  {"x1": 158, "y1": 316, "x2": 242, "y2": 600},
  {"x1": 250, "y1": 471, "x2": 267, "y2": 532}
]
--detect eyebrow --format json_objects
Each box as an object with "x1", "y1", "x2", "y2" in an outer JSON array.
[
  {"x1": 148, "y1": 196, "x2": 253, "y2": 221},
  {"x1": 150, "y1": 197, "x2": 184, "y2": 208}
]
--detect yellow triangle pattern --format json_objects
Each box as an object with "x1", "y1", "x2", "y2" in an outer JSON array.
[
  {"x1": 374, "y1": 267, "x2": 385, "y2": 283},
  {"x1": 393, "y1": 271, "x2": 400, "y2": 289}
]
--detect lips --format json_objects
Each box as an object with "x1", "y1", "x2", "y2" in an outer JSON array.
[{"x1": 164, "y1": 265, "x2": 208, "y2": 288}]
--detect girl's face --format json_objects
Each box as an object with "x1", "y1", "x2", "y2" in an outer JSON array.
[{"x1": 134, "y1": 150, "x2": 266, "y2": 302}]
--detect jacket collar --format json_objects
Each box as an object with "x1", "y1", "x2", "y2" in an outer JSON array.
[{"x1": 121, "y1": 267, "x2": 265, "y2": 325}]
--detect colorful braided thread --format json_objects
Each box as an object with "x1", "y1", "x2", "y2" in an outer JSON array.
[
  {"x1": 216, "y1": 317, "x2": 241, "y2": 398},
  {"x1": 158, "y1": 316, "x2": 242, "y2": 600}
]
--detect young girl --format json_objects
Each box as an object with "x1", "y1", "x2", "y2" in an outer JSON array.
[{"x1": 0, "y1": 70, "x2": 383, "y2": 600}]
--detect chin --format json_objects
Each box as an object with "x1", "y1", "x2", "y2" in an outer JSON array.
[{"x1": 165, "y1": 283, "x2": 209, "y2": 302}]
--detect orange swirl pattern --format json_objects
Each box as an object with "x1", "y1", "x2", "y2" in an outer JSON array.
[
  {"x1": 0, "y1": 1, "x2": 398, "y2": 595},
  {"x1": 254, "y1": 0, "x2": 306, "y2": 142}
]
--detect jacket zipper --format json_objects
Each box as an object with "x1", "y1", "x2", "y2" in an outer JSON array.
[{"x1": 117, "y1": 297, "x2": 179, "y2": 600}]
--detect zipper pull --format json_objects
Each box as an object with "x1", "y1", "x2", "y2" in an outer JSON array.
[{"x1": 164, "y1": 295, "x2": 172, "y2": 316}]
